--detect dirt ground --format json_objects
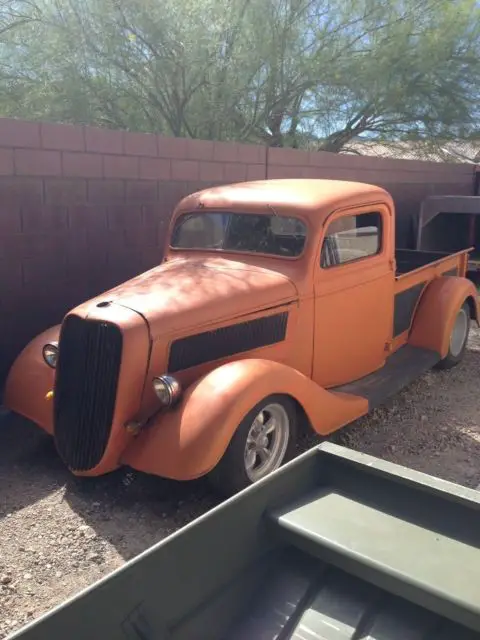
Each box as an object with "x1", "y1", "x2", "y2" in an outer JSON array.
[{"x1": 0, "y1": 327, "x2": 479, "y2": 638}]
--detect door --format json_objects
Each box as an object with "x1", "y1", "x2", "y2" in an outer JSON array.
[{"x1": 312, "y1": 203, "x2": 395, "y2": 388}]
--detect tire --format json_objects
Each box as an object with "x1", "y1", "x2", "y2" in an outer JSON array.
[
  {"x1": 208, "y1": 394, "x2": 297, "y2": 498},
  {"x1": 435, "y1": 301, "x2": 470, "y2": 370}
]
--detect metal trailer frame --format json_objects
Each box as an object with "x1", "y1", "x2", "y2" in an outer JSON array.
[{"x1": 415, "y1": 195, "x2": 480, "y2": 272}]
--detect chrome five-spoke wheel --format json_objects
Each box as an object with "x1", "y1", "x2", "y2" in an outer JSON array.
[
  {"x1": 244, "y1": 403, "x2": 290, "y2": 483},
  {"x1": 208, "y1": 395, "x2": 297, "y2": 497},
  {"x1": 436, "y1": 301, "x2": 470, "y2": 370},
  {"x1": 449, "y1": 305, "x2": 469, "y2": 358}
]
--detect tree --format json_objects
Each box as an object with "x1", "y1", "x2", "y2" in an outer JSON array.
[
  {"x1": 309, "y1": 0, "x2": 480, "y2": 152},
  {"x1": 0, "y1": 0, "x2": 479, "y2": 153}
]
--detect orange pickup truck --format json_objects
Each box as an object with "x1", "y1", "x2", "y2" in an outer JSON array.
[{"x1": 5, "y1": 179, "x2": 479, "y2": 495}]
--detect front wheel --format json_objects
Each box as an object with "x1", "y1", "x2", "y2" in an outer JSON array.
[
  {"x1": 435, "y1": 301, "x2": 470, "y2": 370},
  {"x1": 208, "y1": 395, "x2": 297, "y2": 497}
]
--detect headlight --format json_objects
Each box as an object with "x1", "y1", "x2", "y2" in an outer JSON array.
[
  {"x1": 42, "y1": 342, "x2": 59, "y2": 368},
  {"x1": 152, "y1": 375, "x2": 182, "y2": 407}
]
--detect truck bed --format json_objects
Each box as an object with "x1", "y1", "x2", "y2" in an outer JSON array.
[
  {"x1": 329, "y1": 247, "x2": 471, "y2": 410},
  {"x1": 9, "y1": 443, "x2": 480, "y2": 640},
  {"x1": 395, "y1": 248, "x2": 466, "y2": 276},
  {"x1": 393, "y1": 247, "x2": 469, "y2": 338}
]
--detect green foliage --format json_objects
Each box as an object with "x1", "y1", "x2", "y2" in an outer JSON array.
[{"x1": 0, "y1": 0, "x2": 479, "y2": 152}]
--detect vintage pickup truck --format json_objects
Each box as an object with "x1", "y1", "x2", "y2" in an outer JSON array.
[
  {"x1": 4, "y1": 179, "x2": 479, "y2": 495},
  {"x1": 7, "y1": 442, "x2": 480, "y2": 639}
]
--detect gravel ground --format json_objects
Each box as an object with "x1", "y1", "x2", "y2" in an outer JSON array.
[{"x1": 0, "y1": 326, "x2": 479, "y2": 637}]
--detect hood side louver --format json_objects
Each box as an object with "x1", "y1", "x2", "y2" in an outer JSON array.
[{"x1": 168, "y1": 312, "x2": 289, "y2": 373}]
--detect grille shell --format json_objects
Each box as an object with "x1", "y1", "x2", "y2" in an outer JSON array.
[{"x1": 54, "y1": 315, "x2": 123, "y2": 472}]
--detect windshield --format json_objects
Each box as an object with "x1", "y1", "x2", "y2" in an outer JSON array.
[{"x1": 170, "y1": 212, "x2": 307, "y2": 258}]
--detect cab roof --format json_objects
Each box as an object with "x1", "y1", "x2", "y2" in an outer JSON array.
[{"x1": 174, "y1": 179, "x2": 392, "y2": 225}]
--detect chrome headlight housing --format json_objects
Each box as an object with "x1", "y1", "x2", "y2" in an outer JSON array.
[
  {"x1": 42, "y1": 342, "x2": 59, "y2": 369},
  {"x1": 152, "y1": 375, "x2": 182, "y2": 407}
]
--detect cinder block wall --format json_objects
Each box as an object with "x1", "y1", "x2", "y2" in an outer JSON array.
[{"x1": 0, "y1": 118, "x2": 475, "y2": 381}]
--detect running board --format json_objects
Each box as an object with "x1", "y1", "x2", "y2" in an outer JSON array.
[{"x1": 333, "y1": 345, "x2": 440, "y2": 409}]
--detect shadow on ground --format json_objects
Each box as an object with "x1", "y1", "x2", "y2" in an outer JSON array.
[
  {"x1": 1, "y1": 343, "x2": 479, "y2": 563},
  {"x1": 0, "y1": 413, "x2": 65, "y2": 515},
  {"x1": 0, "y1": 411, "x2": 218, "y2": 560}
]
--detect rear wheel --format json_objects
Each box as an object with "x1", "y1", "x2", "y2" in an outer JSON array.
[
  {"x1": 208, "y1": 395, "x2": 297, "y2": 497},
  {"x1": 435, "y1": 301, "x2": 470, "y2": 370}
]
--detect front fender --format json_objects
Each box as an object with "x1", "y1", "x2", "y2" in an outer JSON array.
[
  {"x1": 122, "y1": 359, "x2": 367, "y2": 480},
  {"x1": 409, "y1": 276, "x2": 479, "y2": 358},
  {"x1": 4, "y1": 325, "x2": 61, "y2": 434}
]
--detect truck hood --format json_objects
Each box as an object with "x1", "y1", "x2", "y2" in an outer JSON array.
[{"x1": 93, "y1": 257, "x2": 298, "y2": 338}]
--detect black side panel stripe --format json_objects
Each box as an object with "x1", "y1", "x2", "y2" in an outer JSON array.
[
  {"x1": 168, "y1": 312, "x2": 289, "y2": 372},
  {"x1": 393, "y1": 283, "x2": 426, "y2": 337}
]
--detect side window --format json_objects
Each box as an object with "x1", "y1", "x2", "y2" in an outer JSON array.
[{"x1": 320, "y1": 212, "x2": 382, "y2": 268}]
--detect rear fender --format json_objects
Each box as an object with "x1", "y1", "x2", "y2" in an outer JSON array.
[
  {"x1": 4, "y1": 325, "x2": 61, "y2": 434},
  {"x1": 409, "y1": 276, "x2": 479, "y2": 358},
  {"x1": 122, "y1": 359, "x2": 367, "y2": 480}
]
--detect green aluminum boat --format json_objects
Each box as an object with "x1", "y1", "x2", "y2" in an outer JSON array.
[{"x1": 8, "y1": 442, "x2": 480, "y2": 639}]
